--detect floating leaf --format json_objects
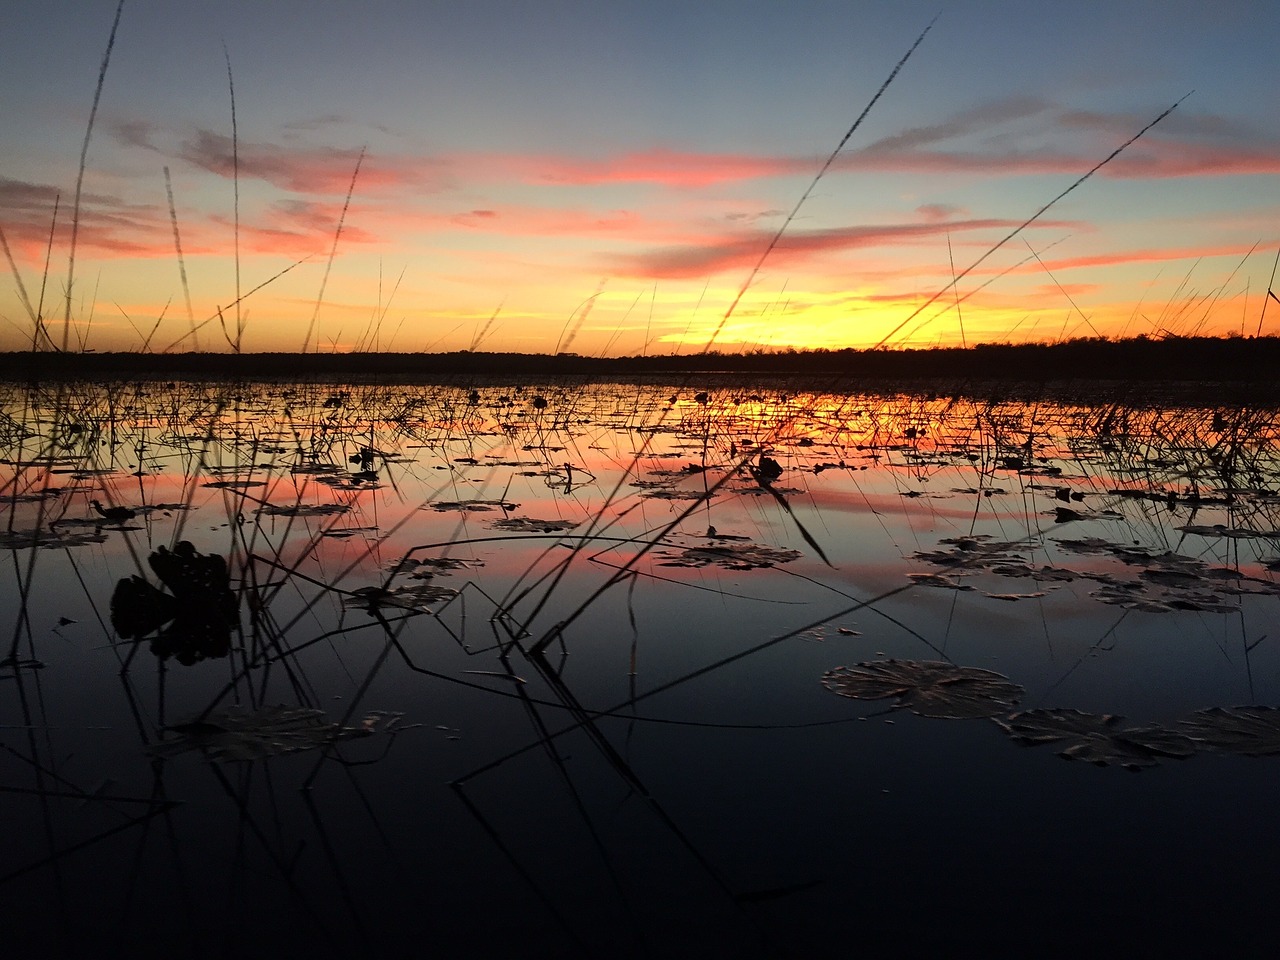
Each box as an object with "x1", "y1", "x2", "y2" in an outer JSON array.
[
  {"x1": 490, "y1": 517, "x2": 579, "y2": 532},
  {"x1": 343, "y1": 583, "x2": 458, "y2": 613},
  {"x1": 658, "y1": 543, "x2": 801, "y2": 570},
  {"x1": 640, "y1": 488, "x2": 713, "y2": 501},
  {"x1": 149, "y1": 705, "x2": 380, "y2": 762},
  {"x1": 0, "y1": 528, "x2": 108, "y2": 550},
  {"x1": 821, "y1": 659, "x2": 1024, "y2": 719},
  {"x1": 996, "y1": 709, "x2": 1196, "y2": 770},
  {"x1": 388, "y1": 555, "x2": 483, "y2": 577},
  {"x1": 1053, "y1": 537, "x2": 1114, "y2": 555},
  {"x1": 256, "y1": 502, "x2": 351, "y2": 517},
  {"x1": 1180, "y1": 706, "x2": 1280, "y2": 756},
  {"x1": 429, "y1": 499, "x2": 518, "y2": 512},
  {"x1": 907, "y1": 572, "x2": 974, "y2": 591},
  {"x1": 202, "y1": 479, "x2": 267, "y2": 489}
]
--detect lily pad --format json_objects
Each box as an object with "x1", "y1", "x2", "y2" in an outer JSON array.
[
  {"x1": 490, "y1": 517, "x2": 579, "y2": 533},
  {"x1": 343, "y1": 583, "x2": 458, "y2": 612},
  {"x1": 907, "y1": 572, "x2": 974, "y2": 591},
  {"x1": 149, "y1": 705, "x2": 384, "y2": 762},
  {"x1": 256, "y1": 502, "x2": 351, "y2": 517},
  {"x1": 429, "y1": 499, "x2": 518, "y2": 512},
  {"x1": 995, "y1": 708, "x2": 1197, "y2": 770},
  {"x1": 821, "y1": 659, "x2": 1024, "y2": 719},
  {"x1": 658, "y1": 543, "x2": 801, "y2": 570},
  {"x1": 1180, "y1": 706, "x2": 1280, "y2": 756}
]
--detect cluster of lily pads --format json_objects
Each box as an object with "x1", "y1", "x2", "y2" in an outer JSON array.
[
  {"x1": 822, "y1": 658, "x2": 1280, "y2": 771},
  {"x1": 910, "y1": 531, "x2": 1280, "y2": 613}
]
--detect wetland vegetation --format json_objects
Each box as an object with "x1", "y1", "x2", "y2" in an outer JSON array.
[
  {"x1": 5, "y1": 7, "x2": 1279, "y2": 956},
  {"x1": 4, "y1": 375, "x2": 1280, "y2": 957}
]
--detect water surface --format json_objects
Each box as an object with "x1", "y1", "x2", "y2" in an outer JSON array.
[{"x1": 3, "y1": 378, "x2": 1279, "y2": 958}]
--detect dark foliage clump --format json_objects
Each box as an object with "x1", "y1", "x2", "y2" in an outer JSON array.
[{"x1": 110, "y1": 542, "x2": 238, "y2": 665}]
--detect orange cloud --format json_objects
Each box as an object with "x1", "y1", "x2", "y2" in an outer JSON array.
[
  {"x1": 523, "y1": 147, "x2": 812, "y2": 187},
  {"x1": 1024, "y1": 242, "x2": 1268, "y2": 274},
  {"x1": 0, "y1": 176, "x2": 168, "y2": 261}
]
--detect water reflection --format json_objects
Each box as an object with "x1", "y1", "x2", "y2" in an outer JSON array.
[{"x1": 2, "y1": 378, "x2": 1279, "y2": 957}]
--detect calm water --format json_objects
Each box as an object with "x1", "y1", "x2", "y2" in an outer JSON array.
[{"x1": 3, "y1": 378, "x2": 1279, "y2": 958}]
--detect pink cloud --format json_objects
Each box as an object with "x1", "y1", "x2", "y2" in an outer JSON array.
[
  {"x1": 0, "y1": 176, "x2": 171, "y2": 262},
  {"x1": 525, "y1": 148, "x2": 812, "y2": 187},
  {"x1": 1021, "y1": 242, "x2": 1267, "y2": 274}
]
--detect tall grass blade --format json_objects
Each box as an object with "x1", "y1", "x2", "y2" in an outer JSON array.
[
  {"x1": 872, "y1": 91, "x2": 1194, "y2": 348},
  {"x1": 702, "y1": 13, "x2": 939, "y2": 354},
  {"x1": 63, "y1": 0, "x2": 125, "y2": 352},
  {"x1": 223, "y1": 42, "x2": 241, "y2": 350},
  {"x1": 303, "y1": 148, "x2": 365, "y2": 353},
  {"x1": 36, "y1": 194, "x2": 60, "y2": 349},
  {"x1": 160, "y1": 255, "x2": 311, "y2": 353},
  {"x1": 163, "y1": 167, "x2": 197, "y2": 350},
  {"x1": 1258, "y1": 247, "x2": 1280, "y2": 337},
  {"x1": 0, "y1": 223, "x2": 39, "y2": 335}
]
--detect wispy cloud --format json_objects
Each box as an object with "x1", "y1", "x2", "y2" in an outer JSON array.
[
  {"x1": 0, "y1": 176, "x2": 165, "y2": 260},
  {"x1": 849, "y1": 101, "x2": 1280, "y2": 179},
  {"x1": 1027, "y1": 242, "x2": 1266, "y2": 274},
  {"x1": 176, "y1": 130, "x2": 389, "y2": 194},
  {"x1": 469, "y1": 101, "x2": 1280, "y2": 188},
  {"x1": 535, "y1": 149, "x2": 812, "y2": 187},
  {"x1": 861, "y1": 96, "x2": 1054, "y2": 153},
  {"x1": 607, "y1": 217, "x2": 1075, "y2": 279}
]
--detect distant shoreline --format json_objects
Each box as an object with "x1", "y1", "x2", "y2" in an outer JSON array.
[{"x1": 3, "y1": 337, "x2": 1279, "y2": 400}]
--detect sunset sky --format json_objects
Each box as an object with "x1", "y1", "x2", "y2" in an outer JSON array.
[{"x1": 1, "y1": 0, "x2": 1278, "y2": 355}]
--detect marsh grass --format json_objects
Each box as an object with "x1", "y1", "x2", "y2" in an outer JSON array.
[
  {"x1": 6, "y1": 11, "x2": 1280, "y2": 958},
  {"x1": 6, "y1": 376, "x2": 1280, "y2": 954}
]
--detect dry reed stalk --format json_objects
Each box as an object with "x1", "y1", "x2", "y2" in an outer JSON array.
[
  {"x1": 164, "y1": 167, "x2": 197, "y2": 351},
  {"x1": 302, "y1": 148, "x2": 366, "y2": 353},
  {"x1": 703, "y1": 14, "x2": 939, "y2": 355},
  {"x1": 872, "y1": 91, "x2": 1194, "y2": 349},
  {"x1": 63, "y1": 0, "x2": 125, "y2": 352},
  {"x1": 223, "y1": 43, "x2": 242, "y2": 350}
]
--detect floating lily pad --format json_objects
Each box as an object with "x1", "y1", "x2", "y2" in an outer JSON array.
[
  {"x1": 821, "y1": 659, "x2": 1024, "y2": 719},
  {"x1": 256, "y1": 502, "x2": 351, "y2": 517},
  {"x1": 343, "y1": 583, "x2": 458, "y2": 612},
  {"x1": 389, "y1": 555, "x2": 483, "y2": 577},
  {"x1": 429, "y1": 499, "x2": 518, "y2": 512},
  {"x1": 203, "y1": 479, "x2": 267, "y2": 489},
  {"x1": 1180, "y1": 706, "x2": 1280, "y2": 756},
  {"x1": 149, "y1": 705, "x2": 386, "y2": 762},
  {"x1": 915, "y1": 535, "x2": 1026, "y2": 568},
  {"x1": 490, "y1": 517, "x2": 579, "y2": 532},
  {"x1": 0, "y1": 528, "x2": 108, "y2": 550},
  {"x1": 658, "y1": 543, "x2": 801, "y2": 570},
  {"x1": 995, "y1": 708, "x2": 1197, "y2": 770},
  {"x1": 907, "y1": 572, "x2": 974, "y2": 591},
  {"x1": 641, "y1": 488, "x2": 714, "y2": 501}
]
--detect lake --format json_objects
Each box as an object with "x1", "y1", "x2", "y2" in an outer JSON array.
[{"x1": 3, "y1": 376, "x2": 1279, "y2": 958}]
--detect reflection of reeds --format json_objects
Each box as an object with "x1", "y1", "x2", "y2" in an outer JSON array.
[{"x1": 6, "y1": 377, "x2": 1280, "y2": 953}]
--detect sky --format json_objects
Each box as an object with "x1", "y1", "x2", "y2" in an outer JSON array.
[{"x1": 1, "y1": 0, "x2": 1278, "y2": 356}]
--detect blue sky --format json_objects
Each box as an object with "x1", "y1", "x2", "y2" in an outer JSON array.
[{"x1": 2, "y1": 0, "x2": 1277, "y2": 353}]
